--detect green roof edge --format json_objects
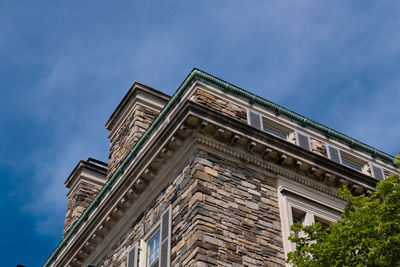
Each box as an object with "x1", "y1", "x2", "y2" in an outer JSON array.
[
  {"x1": 193, "y1": 69, "x2": 395, "y2": 164},
  {"x1": 44, "y1": 68, "x2": 396, "y2": 266}
]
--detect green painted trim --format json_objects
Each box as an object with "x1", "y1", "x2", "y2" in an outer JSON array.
[
  {"x1": 191, "y1": 69, "x2": 395, "y2": 165},
  {"x1": 44, "y1": 68, "x2": 396, "y2": 266}
]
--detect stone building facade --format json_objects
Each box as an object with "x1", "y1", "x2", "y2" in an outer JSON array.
[{"x1": 44, "y1": 69, "x2": 398, "y2": 267}]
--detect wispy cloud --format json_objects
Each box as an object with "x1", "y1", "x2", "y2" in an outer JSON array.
[
  {"x1": 1, "y1": 0, "x2": 400, "y2": 265},
  {"x1": 20, "y1": 0, "x2": 400, "y2": 237}
]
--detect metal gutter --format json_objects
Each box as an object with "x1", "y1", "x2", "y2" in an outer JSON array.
[{"x1": 44, "y1": 68, "x2": 396, "y2": 266}]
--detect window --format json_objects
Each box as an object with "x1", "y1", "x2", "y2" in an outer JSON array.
[
  {"x1": 277, "y1": 178, "x2": 345, "y2": 261},
  {"x1": 314, "y1": 216, "x2": 331, "y2": 231},
  {"x1": 127, "y1": 242, "x2": 139, "y2": 267},
  {"x1": 262, "y1": 117, "x2": 288, "y2": 140},
  {"x1": 295, "y1": 130, "x2": 311, "y2": 151},
  {"x1": 326, "y1": 144, "x2": 342, "y2": 164},
  {"x1": 128, "y1": 205, "x2": 172, "y2": 267},
  {"x1": 326, "y1": 144, "x2": 365, "y2": 172},
  {"x1": 247, "y1": 109, "x2": 262, "y2": 130},
  {"x1": 291, "y1": 207, "x2": 306, "y2": 224},
  {"x1": 147, "y1": 229, "x2": 160, "y2": 267},
  {"x1": 247, "y1": 109, "x2": 289, "y2": 140},
  {"x1": 342, "y1": 158, "x2": 362, "y2": 171},
  {"x1": 370, "y1": 163, "x2": 385, "y2": 180},
  {"x1": 291, "y1": 207, "x2": 306, "y2": 238}
]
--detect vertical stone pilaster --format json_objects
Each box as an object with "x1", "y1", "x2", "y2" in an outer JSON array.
[
  {"x1": 63, "y1": 158, "x2": 107, "y2": 237},
  {"x1": 105, "y1": 83, "x2": 170, "y2": 178}
]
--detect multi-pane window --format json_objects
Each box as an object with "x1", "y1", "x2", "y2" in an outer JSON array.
[
  {"x1": 147, "y1": 229, "x2": 160, "y2": 267},
  {"x1": 277, "y1": 178, "x2": 345, "y2": 262},
  {"x1": 326, "y1": 143, "x2": 370, "y2": 173},
  {"x1": 127, "y1": 205, "x2": 172, "y2": 267}
]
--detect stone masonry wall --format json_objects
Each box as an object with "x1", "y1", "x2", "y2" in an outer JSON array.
[
  {"x1": 108, "y1": 105, "x2": 159, "y2": 177},
  {"x1": 64, "y1": 181, "x2": 102, "y2": 237},
  {"x1": 98, "y1": 149, "x2": 285, "y2": 267},
  {"x1": 310, "y1": 137, "x2": 328, "y2": 157},
  {"x1": 193, "y1": 89, "x2": 248, "y2": 125},
  {"x1": 186, "y1": 150, "x2": 285, "y2": 266},
  {"x1": 97, "y1": 151, "x2": 201, "y2": 267}
]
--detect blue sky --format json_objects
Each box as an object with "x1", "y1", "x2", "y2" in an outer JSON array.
[{"x1": 1, "y1": 1, "x2": 399, "y2": 266}]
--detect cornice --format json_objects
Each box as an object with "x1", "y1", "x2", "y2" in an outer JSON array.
[{"x1": 195, "y1": 135, "x2": 340, "y2": 198}]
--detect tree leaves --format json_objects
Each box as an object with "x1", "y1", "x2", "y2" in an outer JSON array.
[{"x1": 287, "y1": 153, "x2": 400, "y2": 267}]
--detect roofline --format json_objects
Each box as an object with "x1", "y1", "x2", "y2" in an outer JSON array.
[
  {"x1": 44, "y1": 68, "x2": 396, "y2": 266},
  {"x1": 192, "y1": 69, "x2": 395, "y2": 164}
]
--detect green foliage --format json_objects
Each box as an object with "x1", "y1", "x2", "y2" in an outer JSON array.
[{"x1": 287, "y1": 153, "x2": 400, "y2": 267}]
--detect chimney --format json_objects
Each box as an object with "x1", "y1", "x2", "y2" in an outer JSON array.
[
  {"x1": 63, "y1": 158, "x2": 107, "y2": 236},
  {"x1": 105, "y1": 82, "x2": 170, "y2": 177}
]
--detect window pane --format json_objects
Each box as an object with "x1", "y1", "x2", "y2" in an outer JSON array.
[
  {"x1": 291, "y1": 207, "x2": 306, "y2": 238},
  {"x1": 262, "y1": 124, "x2": 287, "y2": 139},
  {"x1": 314, "y1": 216, "x2": 332, "y2": 231},
  {"x1": 147, "y1": 229, "x2": 160, "y2": 266},
  {"x1": 342, "y1": 158, "x2": 362, "y2": 171}
]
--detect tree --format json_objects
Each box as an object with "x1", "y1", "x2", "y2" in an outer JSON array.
[{"x1": 287, "y1": 153, "x2": 400, "y2": 267}]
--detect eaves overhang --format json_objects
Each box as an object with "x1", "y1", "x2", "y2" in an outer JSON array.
[
  {"x1": 187, "y1": 101, "x2": 379, "y2": 190},
  {"x1": 44, "y1": 68, "x2": 397, "y2": 266}
]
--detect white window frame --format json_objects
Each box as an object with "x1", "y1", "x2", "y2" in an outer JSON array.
[
  {"x1": 326, "y1": 143, "x2": 343, "y2": 164},
  {"x1": 277, "y1": 178, "x2": 345, "y2": 265},
  {"x1": 139, "y1": 222, "x2": 160, "y2": 267},
  {"x1": 295, "y1": 130, "x2": 312, "y2": 151}
]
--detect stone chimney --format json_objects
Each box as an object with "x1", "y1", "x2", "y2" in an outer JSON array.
[
  {"x1": 63, "y1": 158, "x2": 107, "y2": 237},
  {"x1": 105, "y1": 82, "x2": 170, "y2": 177}
]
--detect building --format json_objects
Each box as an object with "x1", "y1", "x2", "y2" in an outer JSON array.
[{"x1": 44, "y1": 69, "x2": 398, "y2": 267}]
